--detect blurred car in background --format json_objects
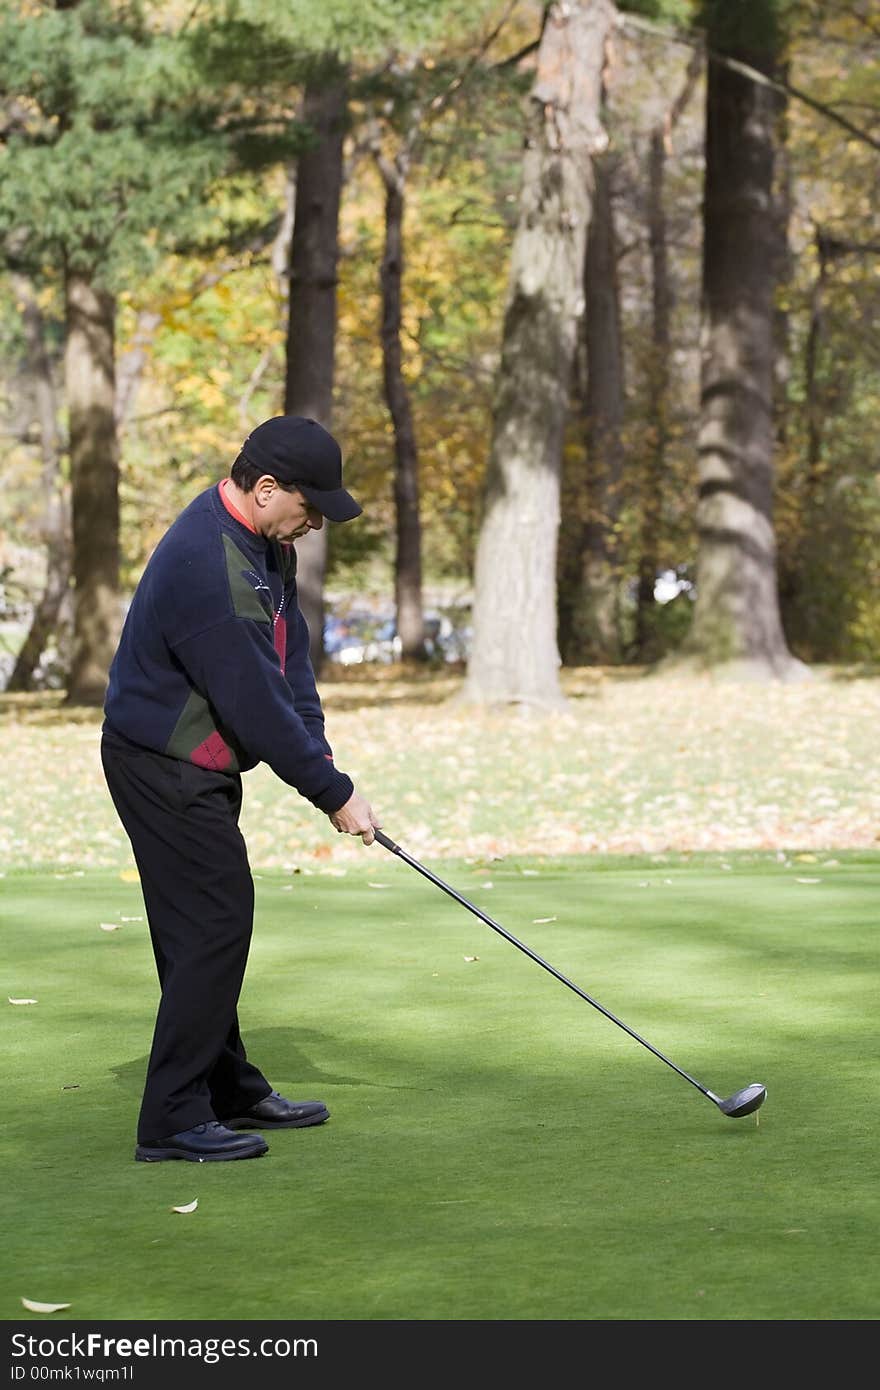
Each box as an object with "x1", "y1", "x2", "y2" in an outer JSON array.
[{"x1": 323, "y1": 608, "x2": 470, "y2": 665}]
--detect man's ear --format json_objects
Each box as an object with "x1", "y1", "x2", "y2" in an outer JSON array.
[{"x1": 253, "y1": 475, "x2": 277, "y2": 508}]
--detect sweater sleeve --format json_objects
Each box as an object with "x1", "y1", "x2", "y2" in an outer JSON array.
[
  {"x1": 285, "y1": 606, "x2": 333, "y2": 756},
  {"x1": 172, "y1": 617, "x2": 353, "y2": 813}
]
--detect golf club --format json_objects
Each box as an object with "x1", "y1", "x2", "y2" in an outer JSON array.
[{"x1": 374, "y1": 829, "x2": 766, "y2": 1120}]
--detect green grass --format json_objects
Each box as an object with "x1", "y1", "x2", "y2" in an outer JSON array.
[{"x1": 2, "y1": 853, "x2": 878, "y2": 1322}]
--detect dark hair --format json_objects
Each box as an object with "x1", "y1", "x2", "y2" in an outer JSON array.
[{"x1": 229, "y1": 453, "x2": 298, "y2": 494}]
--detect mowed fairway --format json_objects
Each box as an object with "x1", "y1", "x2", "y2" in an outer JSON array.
[{"x1": 2, "y1": 853, "x2": 877, "y2": 1322}]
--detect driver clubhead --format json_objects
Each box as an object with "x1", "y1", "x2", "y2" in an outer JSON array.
[{"x1": 718, "y1": 1082, "x2": 767, "y2": 1118}]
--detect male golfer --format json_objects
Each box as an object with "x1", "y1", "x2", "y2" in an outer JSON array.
[{"x1": 101, "y1": 415, "x2": 380, "y2": 1162}]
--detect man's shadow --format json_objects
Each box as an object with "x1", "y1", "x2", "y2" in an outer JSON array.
[{"x1": 111, "y1": 1026, "x2": 430, "y2": 1095}]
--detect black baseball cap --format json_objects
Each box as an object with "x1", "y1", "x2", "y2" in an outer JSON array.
[{"x1": 240, "y1": 416, "x2": 362, "y2": 523}]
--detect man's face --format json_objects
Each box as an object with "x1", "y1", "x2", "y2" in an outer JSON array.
[{"x1": 254, "y1": 479, "x2": 324, "y2": 542}]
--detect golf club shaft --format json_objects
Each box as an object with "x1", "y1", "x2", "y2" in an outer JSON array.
[{"x1": 374, "y1": 829, "x2": 717, "y2": 1104}]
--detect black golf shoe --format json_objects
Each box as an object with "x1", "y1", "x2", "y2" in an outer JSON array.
[
  {"x1": 222, "y1": 1091, "x2": 329, "y2": 1130},
  {"x1": 135, "y1": 1122, "x2": 269, "y2": 1163}
]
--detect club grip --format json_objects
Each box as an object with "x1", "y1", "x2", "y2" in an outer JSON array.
[{"x1": 373, "y1": 828, "x2": 400, "y2": 854}]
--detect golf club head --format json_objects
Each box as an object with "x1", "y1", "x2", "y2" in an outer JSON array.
[{"x1": 718, "y1": 1082, "x2": 767, "y2": 1118}]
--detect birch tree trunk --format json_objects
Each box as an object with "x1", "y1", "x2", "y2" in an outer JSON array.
[
  {"x1": 284, "y1": 63, "x2": 347, "y2": 673},
  {"x1": 64, "y1": 272, "x2": 120, "y2": 705},
  {"x1": 683, "y1": 1, "x2": 805, "y2": 680},
  {"x1": 461, "y1": 0, "x2": 615, "y2": 706}
]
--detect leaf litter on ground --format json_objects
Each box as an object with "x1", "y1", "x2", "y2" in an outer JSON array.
[{"x1": 2, "y1": 668, "x2": 879, "y2": 870}]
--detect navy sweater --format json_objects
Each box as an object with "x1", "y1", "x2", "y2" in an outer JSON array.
[{"x1": 104, "y1": 483, "x2": 354, "y2": 815}]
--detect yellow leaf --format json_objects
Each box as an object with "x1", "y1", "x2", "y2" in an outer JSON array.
[{"x1": 119, "y1": 869, "x2": 140, "y2": 883}]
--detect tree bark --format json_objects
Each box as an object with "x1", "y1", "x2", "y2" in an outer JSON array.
[
  {"x1": 682, "y1": 1, "x2": 805, "y2": 681},
  {"x1": 803, "y1": 234, "x2": 828, "y2": 495},
  {"x1": 633, "y1": 51, "x2": 700, "y2": 661},
  {"x1": 115, "y1": 309, "x2": 162, "y2": 438},
  {"x1": 64, "y1": 272, "x2": 120, "y2": 705},
  {"x1": 283, "y1": 64, "x2": 347, "y2": 673},
  {"x1": 6, "y1": 273, "x2": 71, "y2": 691},
  {"x1": 771, "y1": 61, "x2": 793, "y2": 449},
  {"x1": 559, "y1": 148, "x2": 624, "y2": 666},
  {"x1": 376, "y1": 144, "x2": 425, "y2": 662},
  {"x1": 633, "y1": 125, "x2": 671, "y2": 661},
  {"x1": 461, "y1": 0, "x2": 616, "y2": 706}
]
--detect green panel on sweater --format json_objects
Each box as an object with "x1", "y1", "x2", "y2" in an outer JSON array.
[
  {"x1": 222, "y1": 533, "x2": 276, "y2": 623},
  {"x1": 164, "y1": 686, "x2": 242, "y2": 771}
]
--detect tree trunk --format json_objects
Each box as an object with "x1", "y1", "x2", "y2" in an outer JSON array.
[
  {"x1": 461, "y1": 0, "x2": 616, "y2": 707},
  {"x1": 682, "y1": 1, "x2": 805, "y2": 681},
  {"x1": 64, "y1": 272, "x2": 120, "y2": 705},
  {"x1": 635, "y1": 51, "x2": 700, "y2": 661},
  {"x1": 115, "y1": 309, "x2": 162, "y2": 438},
  {"x1": 771, "y1": 61, "x2": 793, "y2": 449},
  {"x1": 376, "y1": 147, "x2": 425, "y2": 662},
  {"x1": 283, "y1": 63, "x2": 347, "y2": 673},
  {"x1": 6, "y1": 274, "x2": 71, "y2": 691},
  {"x1": 559, "y1": 148, "x2": 624, "y2": 666},
  {"x1": 633, "y1": 126, "x2": 671, "y2": 661},
  {"x1": 803, "y1": 236, "x2": 828, "y2": 495}
]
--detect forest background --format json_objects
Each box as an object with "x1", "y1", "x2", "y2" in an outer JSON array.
[{"x1": 0, "y1": 0, "x2": 877, "y2": 708}]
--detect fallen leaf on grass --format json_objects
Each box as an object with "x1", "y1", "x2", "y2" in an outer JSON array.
[
  {"x1": 463, "y1": 956, "x2": 479, "y2": 962},
  {"x1": 120, "y1": 916, "x2": 143, "y2": 922},
  {"x1": 171, "y1": 1199, "x2": 198, "y2": 1214},
  {"x1": 367, "y1": 882, "x2": 391, "y2": 889},
  {"x1": 21, "y1": 1298, "x2": 70, "y2": 1313},
  {"x1": 532, "y1": 916, "x2": 557, "y2": 924},
  {"x1": 119, "y1": 869, "x2": 140, "y2": 883},
  {"x1": 99, "y1": 922, "x2": 121, "y2": 932},
  {"x1": 796, "y1": 878, "x2": 821, "y2": 885},
  {"x1": 62, "y1": 1084, "x2": 80, "y2": 1091},
  {"x1": 8, "y1": 997, "x2": 38, "y2": 1005}
]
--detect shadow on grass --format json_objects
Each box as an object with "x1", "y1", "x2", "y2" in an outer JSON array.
[{"x1": 110, "y1": 1027, "x2": 434, "y2": 1098}]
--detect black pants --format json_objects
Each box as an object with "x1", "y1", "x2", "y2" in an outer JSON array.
[{"x1": 100, "y1": 726, "x2": 271, "y2": 1141}]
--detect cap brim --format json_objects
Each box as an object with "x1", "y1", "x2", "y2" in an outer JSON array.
[{"x1": 297, "y1": 483, "x2": 362, "y2": 523}]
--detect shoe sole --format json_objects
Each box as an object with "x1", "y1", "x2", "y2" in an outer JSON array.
[
  {"x1": 135, "y1": 1140, "x2": 269, "y2": 1163},
  {"x1": 225, "y1": 1108, "x2": 330, "y2": 1131}
]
